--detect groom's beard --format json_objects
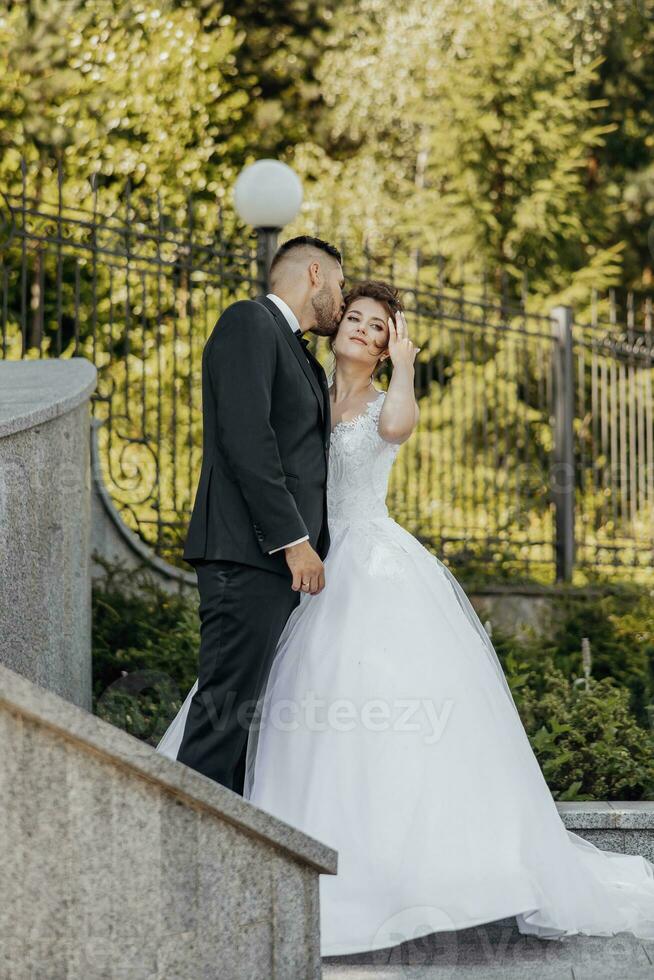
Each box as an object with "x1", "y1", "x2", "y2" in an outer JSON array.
[{"x1": 311, "y1": 286, "x2": 340, "y2": 337}]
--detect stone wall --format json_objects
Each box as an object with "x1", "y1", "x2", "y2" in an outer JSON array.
[
  {"x1": 0, "y1": 660, "x2": 337, "y2": 979},
  {"x1": 0, "y1": 358, "x2": 97, "y2": 710}
]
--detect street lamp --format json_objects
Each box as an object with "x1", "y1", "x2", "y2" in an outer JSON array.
[{"x1": 233, "y1": 159, "x2": 303, "y2": 294}]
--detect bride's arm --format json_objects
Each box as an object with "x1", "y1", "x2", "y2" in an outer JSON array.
[{"x1": 378, "y1": 311, "x2": 420, "y2": 444}]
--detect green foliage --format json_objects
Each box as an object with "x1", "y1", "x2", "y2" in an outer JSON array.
[
  {"x1": 2, "y1": 0, "x2": 653, "y2": 295},
  {"x1": 0, "y1": 0, "x2": 336, "y2": 209},
  {"x1": 213, "y1": 0, "x2": 336, "y2": 154},
  {"x1": 490, "y1": 583, "x2": 654, "y2": 797},
  {"x1": 541, "y1": 586, "x2": 654, "y2": 726},
  {"x1": 0, "y1": 0, "x2": 247, "y2": 207},
  {"x1": 503, "y1": 651, "x2": 654, "y2": 800},
  {"x1": 576, "y1": 0, "x2": 654, "y2": 284},
  {"x1": 92, "y1": 556, "x2": 200, "y2": 744},
  {"x1": 286, "y1": 0, "x2": 654, "y2": 299},
  {"x1": 491, "y1": 583, "x2": 654, "y2": 714}
]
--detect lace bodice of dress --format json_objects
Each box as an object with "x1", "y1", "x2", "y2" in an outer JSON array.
[{"x1": 327, "y1": 390, "x2": 401, "y2": 525}]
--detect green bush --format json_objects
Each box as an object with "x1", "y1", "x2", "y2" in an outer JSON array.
[
  {"x1": 547, "y1": 586, "x2": 654, "y2": 730},
  {"x1": 92, "y1": 557, "x2": 199, "y2": 746},
  {"x1": 503, "y1": 651, "x2": 654, "y2": 800},
  {"x1": 489, "y1": 584, "x2": 654, "y2": 728}
]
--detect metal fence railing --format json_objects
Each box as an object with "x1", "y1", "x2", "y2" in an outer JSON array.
[
  {"x1": 329, "y1": 244, "x2": 654, "y2": 584},
  {"x1": 1, "y1": 159, "x2": 260, "y2": 562},
  {"x1": 382, "y1": 289, "x2": 559, "y2": 581},
  {"x1": 1, "y1": 160, "x2": 653, "y2": 584},
  {"x1": 572, "y1": 311, "x2": 654, "y2": 580}
]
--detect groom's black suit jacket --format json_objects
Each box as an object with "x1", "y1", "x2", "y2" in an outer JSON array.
[{"x1": 182, "y1": 295, "x2": 331, "y2": 576}]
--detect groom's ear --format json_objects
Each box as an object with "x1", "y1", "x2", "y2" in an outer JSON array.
[{"x1": 309, "y1": 260, "x2": 321, "y2": 286}]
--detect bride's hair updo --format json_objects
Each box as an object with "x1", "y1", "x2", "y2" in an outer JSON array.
[
  {"x1": 342, "y1": 279, "x2": 403, "y2": 322},
  {"x1": 329, "y1": 279, "x2": 404, "y2": 383}
]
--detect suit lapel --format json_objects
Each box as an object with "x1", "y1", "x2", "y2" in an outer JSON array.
[
  {"x1": 256, "y1": 295, "x2": 326, "y2": 425},
  {"x1": 311, "y1": 348, "x2": 332, "y2": 445}
]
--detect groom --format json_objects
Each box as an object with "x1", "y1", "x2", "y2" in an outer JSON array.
[{"x1": 177, "y1": 236, "x2": 345, "y2": 795}]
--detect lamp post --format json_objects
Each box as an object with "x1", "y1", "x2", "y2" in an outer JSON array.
[{"x1": 233, "y1": 159, "x2": 303, "y2": 294}]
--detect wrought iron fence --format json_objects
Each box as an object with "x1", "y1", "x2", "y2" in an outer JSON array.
[
  {"x1": 572, "y1": 306, "x2": 654, "y2": 579},
  {"x1": 384, "y1": 287, "x2": 559, "y2": 581},
  {"x1": 1, "y1": 160, "x2": 652, "y2": 584},
  {"x1": 341, "y1": 244, "x2": 654, "y2": 583},
  {"x1": 1, "y1": 159, "x2": 260, "y2": 562}
]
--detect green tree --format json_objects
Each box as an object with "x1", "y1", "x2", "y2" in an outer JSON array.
[
  {"x1": 287, "y1": 0, "x2": 651, "y2": 307},
  {"x1": 0, "y1": 0, "x2": 246, "y2": 211},
  {"x1": 568, "y1": 0, "x2": 654, "y2": 288},
  {"x1": 210, "y1": 0, "x2": 336, "y2": 155}
]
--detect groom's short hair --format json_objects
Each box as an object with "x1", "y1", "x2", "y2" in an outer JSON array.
[{"x1": 269, "y1": 235, "x2": 342, "y2": 283}]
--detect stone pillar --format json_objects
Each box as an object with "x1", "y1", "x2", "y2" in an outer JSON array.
[{"x1": 0, "y1": 358, "x2": 97, "y2": 710}]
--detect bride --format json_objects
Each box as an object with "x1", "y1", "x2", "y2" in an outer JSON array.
[{"x1": 158, "y1": 279, "x2": 654, "y2": 956}]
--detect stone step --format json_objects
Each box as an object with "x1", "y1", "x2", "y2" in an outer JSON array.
[
  {"x1": 322, "y1": 916, "x2": 654, "y2": 978},
  {"x1": 557, "y1": 801, "x2": 654, "y2": 864},
  {"x1": 322, "y1": 802, "x2": 654, "y2": 978}
]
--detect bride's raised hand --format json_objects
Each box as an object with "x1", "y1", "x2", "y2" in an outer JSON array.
[{"x1": 386, "y1": 310, "x2": 420, "y2": 370}]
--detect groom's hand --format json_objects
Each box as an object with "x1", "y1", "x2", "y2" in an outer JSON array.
[{"x1": 285, "y1": 541, "x2": 325, "y2": 595}]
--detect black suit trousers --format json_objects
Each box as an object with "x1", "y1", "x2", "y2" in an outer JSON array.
[{"x1": 175, "y1": 558, "x2": 300, "y2": 795}]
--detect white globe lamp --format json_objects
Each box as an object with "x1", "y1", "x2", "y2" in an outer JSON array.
[
  {"x1": 234, "y1": 159, "x2": 302, "y2": 229},
  {"x1": 233, "y1": 160, "x2": 303, "y2": 292}
]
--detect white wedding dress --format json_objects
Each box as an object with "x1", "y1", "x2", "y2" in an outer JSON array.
[{"x1": 157, "y1": 389, "x2": 654, "y2": 956}]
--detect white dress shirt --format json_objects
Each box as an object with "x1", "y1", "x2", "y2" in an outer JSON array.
[{"x1": 265, "y1": 293, "x2": 310, "y2": 554}]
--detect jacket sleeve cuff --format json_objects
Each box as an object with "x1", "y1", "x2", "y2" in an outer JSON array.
[
  {"x1": 254, "y1": 516, "x2": 309, "y2": 556},
  {"x1": 268, "y1": 534, "x2": 309, "y2": 555}
]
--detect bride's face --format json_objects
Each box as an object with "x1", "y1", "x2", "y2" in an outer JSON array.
[{"x1": 333, "y1": 297, "x2": 390, "y2": 367}]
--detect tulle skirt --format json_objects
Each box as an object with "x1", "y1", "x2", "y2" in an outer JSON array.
[{"x1": 238, "y1": 516, "x2": 654, "y2": 956}]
